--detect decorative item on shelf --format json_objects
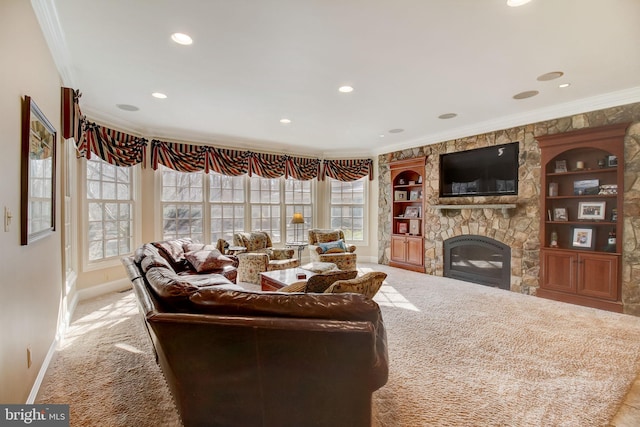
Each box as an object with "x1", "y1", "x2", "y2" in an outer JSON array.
[
  {"x1": 398, "y1": 222, "x2": 408, "y2": 234},
  {"x1": 409, "y1": 219, "x2": 420, "y2": 236},
  {"x1": 611, "y1": 208, "x2": 618, "y2": 222},
  {"x1": 395, "y1": 190, "x2": 407, "y2": 201},
  {"x1": 398, "y1": 178, "x2": 406, "y2": 185},
  {"x1": 598, "y1": 184, "x2": 617, "y2": 195},
  {"x1": 598, "y1": 158, "x2": 606, "y2": 168},
  {"x1": 607, "y1": 155, "x2": 618, "y2": 167},
  {"x1": 404, "y1": 206, "x2": 420, "y2": 218},
  {"x1": 417, "y1": 176, "x2": 422, "y2": 184},
  {"x1": 548, "y1": 182, "x2": 558, "y2": 197},
  {"x1": 547, "y1": 210, "x2": 552, "y2": 221},
  {"x1": 408, "y1": 180, "x2": 416, "y2": 185},
  {"x1": 290, "y1": 212, "x2": 305, "y2": 242},
  {"x1": 573, "y1": 179, "x2": 599, "y2": 195},
  {"x1": 577, "y1": 201, "x2": 606, "y2": 221},
  {"x1": 554, "y1": 160, "x2": 567, "y2": 173},
  {"x1": 550, "y1": 230, "x2": 559, "y2": 248},
  {"x1": 571, "y1": 226, "x2": 595, "y2": 250},
  {"x1": 553, "y1": 208, "x2": 568, "y2": 221},
  {"x1": 604, "y1": 229, "x2": 617, "y2": 253},
  {"x1": 575, "y1": 160, "x2": 585, "y2": 171},
  {"x1": 409, "y1": 190, "x2": 419, "y2": 200}
]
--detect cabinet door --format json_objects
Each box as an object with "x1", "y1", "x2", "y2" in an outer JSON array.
[
  {"x1": 540, "y1": 249, "x2": 576, "y2": 293},
  {"x1": 577, "y1": 253, "x2": 619, "y2": 300},
  {"x1": 391, "y1": 236, "x2": 407, "y2": 262},
  {"x1": 406, "y1": 236, "x2": 424, "y2": 266}
]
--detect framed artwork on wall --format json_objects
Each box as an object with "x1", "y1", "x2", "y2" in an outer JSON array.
[{"x1": 21, "y1": 96, "x2": 57, "y2": 245}]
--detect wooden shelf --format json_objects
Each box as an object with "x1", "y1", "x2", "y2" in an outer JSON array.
[{"x1": 432, "y1": 203, "x2": 516, "y2": 218}]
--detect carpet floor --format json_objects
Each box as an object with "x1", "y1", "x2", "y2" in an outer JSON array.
[{"x1": 36, "y1": 263, "x2": 640, "y2": 426}]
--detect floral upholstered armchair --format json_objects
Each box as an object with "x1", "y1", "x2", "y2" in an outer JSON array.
[
  {"x1": 233, "y1": 231, "x2": 300, "y2": 284},
  {"x1": 308, "y1": 229, "x2": 357, "y2": 271}
]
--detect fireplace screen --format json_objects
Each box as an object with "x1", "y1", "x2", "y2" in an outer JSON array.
[{"x1": 444, "y1": 235, "x2": 511, "y2": 290}]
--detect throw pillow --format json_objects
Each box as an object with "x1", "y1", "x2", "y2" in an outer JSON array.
[
  {"x1": 317, "y1": 239, "x2": 347, "y2": 254},
  {"x1": 185, "y1": 249, "x2": 235, "y2": 273}
]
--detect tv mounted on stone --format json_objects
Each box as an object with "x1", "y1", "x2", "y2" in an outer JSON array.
[{"x1": 439, "y1": 142, "x2": 519, "y2": 197}]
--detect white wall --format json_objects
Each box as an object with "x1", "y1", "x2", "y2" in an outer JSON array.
[{"x1": 0, "y1": 1, "x2": 63, "y2": 403}]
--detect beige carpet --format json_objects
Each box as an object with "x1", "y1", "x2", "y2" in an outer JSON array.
[{"x1": 36, "y1": 263, "x2": 640, "y2": 426}]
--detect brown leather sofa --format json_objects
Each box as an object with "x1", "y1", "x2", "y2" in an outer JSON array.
[{"x1": 122, "y1": 240, "x2": 388, "y2": 427}]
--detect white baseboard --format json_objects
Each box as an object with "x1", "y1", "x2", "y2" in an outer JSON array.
[
  {"x1": 26, "y1": 337, "x2": 59, "y2": 404},
  {"x1": 76, "y1": 278, "x2": 132, "y2": 301}
]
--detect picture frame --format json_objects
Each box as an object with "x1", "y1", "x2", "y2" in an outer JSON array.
[
  {"x1": 577, "y1": 201, "x2": 606, "y2": 220},
  {"x1": 607, "y1": 155, "x2": 618, "y2": 167},
  {"x1": 21, "y1": 96, "x2": 57, "y2": 245},
  {"x1": 553, "y1": 208, "x2": 568, "y2": 221},
  {"x1": 394, "y1": 190, "x2": 407, "y2": 201},
  {"x1": 409, "y1": 190, "x2": 420, "y2": 201},
  {"x1": 398, "y1": 222, "x2": 408, "y2": 234},
  {"x1": 554, "y1": 160, "x2": 567, "y2": 173},
  {"x1": 573, "y1": 179, "x2": 599, "y2": 196},
  {"x1": 571, "y1": 226, "x2": 595, "y2": 250},
  {"x1": 404, "y1": 206, "x2": 420, "y2": 218}
]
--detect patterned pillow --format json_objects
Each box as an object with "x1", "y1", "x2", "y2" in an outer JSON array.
[
  {"x1": 185, "y1": 249, "x2": 235, "y2": 273},
  {"x1": 317, "y1": 239, "x2": 347, "y2": 254}
]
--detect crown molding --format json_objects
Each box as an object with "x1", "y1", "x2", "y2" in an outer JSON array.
[
  {"x1": 374, "y1": 86, "x2": 640, "y2": 156},
  {"x1": 31, "y1": 0, "x2": 76, "y2": 87}
]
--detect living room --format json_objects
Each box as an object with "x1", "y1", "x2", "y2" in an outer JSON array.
[{"x1": 2, "y1": 0, "x2": 640, "y2": 425}]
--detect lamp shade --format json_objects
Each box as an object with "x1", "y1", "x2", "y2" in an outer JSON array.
[{"x1": 291, "y1": 212, "x2": 305, "y2": 224}]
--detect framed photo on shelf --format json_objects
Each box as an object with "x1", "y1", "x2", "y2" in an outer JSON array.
[
  {"x1": 573, "y1": 179, "x2": 599, "y2": 195},
  {"x1": 577, "y1": 201, "x2": 606, "y2": 220},
  {"x1": 554, "y1": 160, "x2": 567, "y2": 173},
  {"x1": 409, "y1": 190, "x2": 420, "y2": 200},
  {"x1": 404, "y1": 206, "x2": 420, "y2": 218},
  {"x1": 398, "y1": 222, "x2": 408, "y2": 234},
  {"x1": 571, "y1": 226, "x2": 595, "y2": 250},
  {"x1": 394, "y1": 190, "x2": 407, "y2": 201},
  {"x1": 607, "y1": 155, "x2": 618, "y2": 167},
  {"x1": 553, "y1": 208, "x2": 568, "y2": 221}
]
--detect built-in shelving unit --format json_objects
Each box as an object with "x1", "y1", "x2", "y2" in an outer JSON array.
[
  {"x1": 390, "y1": 157, "x2": 426, "y2": 273},
  {"x1": 537, "y1": 123, "x2": 628, "y2": 312}
]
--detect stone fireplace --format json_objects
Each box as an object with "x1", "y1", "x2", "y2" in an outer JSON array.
[{"x1": 444, "y1": 235, "x2": 511, "y2": 290}]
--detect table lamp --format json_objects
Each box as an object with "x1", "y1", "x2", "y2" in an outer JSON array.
[{"x1": 291, "y1": 212, "x2": 304, "y2": 243}]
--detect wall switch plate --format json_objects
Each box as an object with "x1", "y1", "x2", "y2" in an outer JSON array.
[{"x1": 4, "y1": 207, "x2": 12, "y2": 232}]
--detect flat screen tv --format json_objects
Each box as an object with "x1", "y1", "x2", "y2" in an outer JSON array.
[{"x1": 439, "y1": 142, "x2": 519, "y2": 197}]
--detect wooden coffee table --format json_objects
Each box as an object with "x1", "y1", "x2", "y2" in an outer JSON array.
[{"x1": 260, "y1": 268, "x2": 316, "y2": 291}]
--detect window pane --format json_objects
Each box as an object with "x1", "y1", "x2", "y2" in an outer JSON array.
[{"x1": 329, "y1": 177, "x2": 365, "y2": 242}]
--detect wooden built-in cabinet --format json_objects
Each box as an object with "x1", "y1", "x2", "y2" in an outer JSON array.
[
  {"x1": 537, "y1": 123, "x2": 628, "y2": 312},
  {"x1": 390, "y1": 157, "x2": 426, "y2": 272}
]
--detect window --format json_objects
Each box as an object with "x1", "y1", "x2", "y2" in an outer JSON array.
[
  {"x1": 285, "y1": 179, "x2": 312, "y2": 243},
  {"x1": 161, "y1": 167, "x2": 204, "y2": 242},
  {"x1": 209, "y1": 173, "x2": 245, "y2": 242},
  {"x1": 249, "y1": 177, "x2": 281, "y2": 242},
  {"x1": 329, "y1": 177, "x2": 366, "y2": 241},
  {"x1": 86, "y1": 157, "x2": 134, "y2": 262}
]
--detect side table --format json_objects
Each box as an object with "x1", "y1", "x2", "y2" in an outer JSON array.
[{"x1": 285, "y1": 242, "x2": 308, "y2": 261}]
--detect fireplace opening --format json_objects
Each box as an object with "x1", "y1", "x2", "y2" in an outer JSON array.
[{"x1": 444, "y1": 235, "x2": 511, "y2": 290}]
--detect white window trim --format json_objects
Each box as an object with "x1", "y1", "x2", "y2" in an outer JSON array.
[
  {"x1": 81, "y1": 158, "x2": 141, "y2": 272},
  {"x1": 327, "y1": 177, "x2": 369, "y2": 246}
]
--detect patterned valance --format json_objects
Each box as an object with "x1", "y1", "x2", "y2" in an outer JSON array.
[
  {"x1": 63, "y1": 87, "x2": 370, "y2": 180},
  {"x1": 76, "y1": 119, "x2": 147, "y2": 167},
  {"x1": 322, "y1": 159, "x2": 373, "y2": 181}
]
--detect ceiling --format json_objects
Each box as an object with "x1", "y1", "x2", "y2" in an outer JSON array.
[{"x1": 34, "y1": 0, "x2": 640, "y2": 157}]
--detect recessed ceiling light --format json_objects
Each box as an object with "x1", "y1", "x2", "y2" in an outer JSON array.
[
  {"x1": 537, "y1": 71, "x2": 564, "y2": 81},
  {"x1": 388, "y1": 128, "x2": 404, "y2": 134},
  {"x1": 559, "y1": 83, "x2": 571, "y2": 88},
  {"x1": 171, "y1": 32, "x2": 193, "y2": 45},
  {"x1": 507, "y1": 0, "x2": 532, "y2": 6},
  {"x1": 438, "y1": 113, "x2": 457, "y2": 119},
  {"x1": 152, "y1": 92, "x2": 167, "y2": 99},
  {"x1": 116, "y1": 104, "x2": 139, "y2": 111},
  {"x1": 280, "y1": 118, "x2": 291, "y2": 124},
  {"x1": 513, "y1": 90, "x2": 539, "y2": 100},
  {"x1": 338, "y1": 86, "x2": 354, "y2": 93}
]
